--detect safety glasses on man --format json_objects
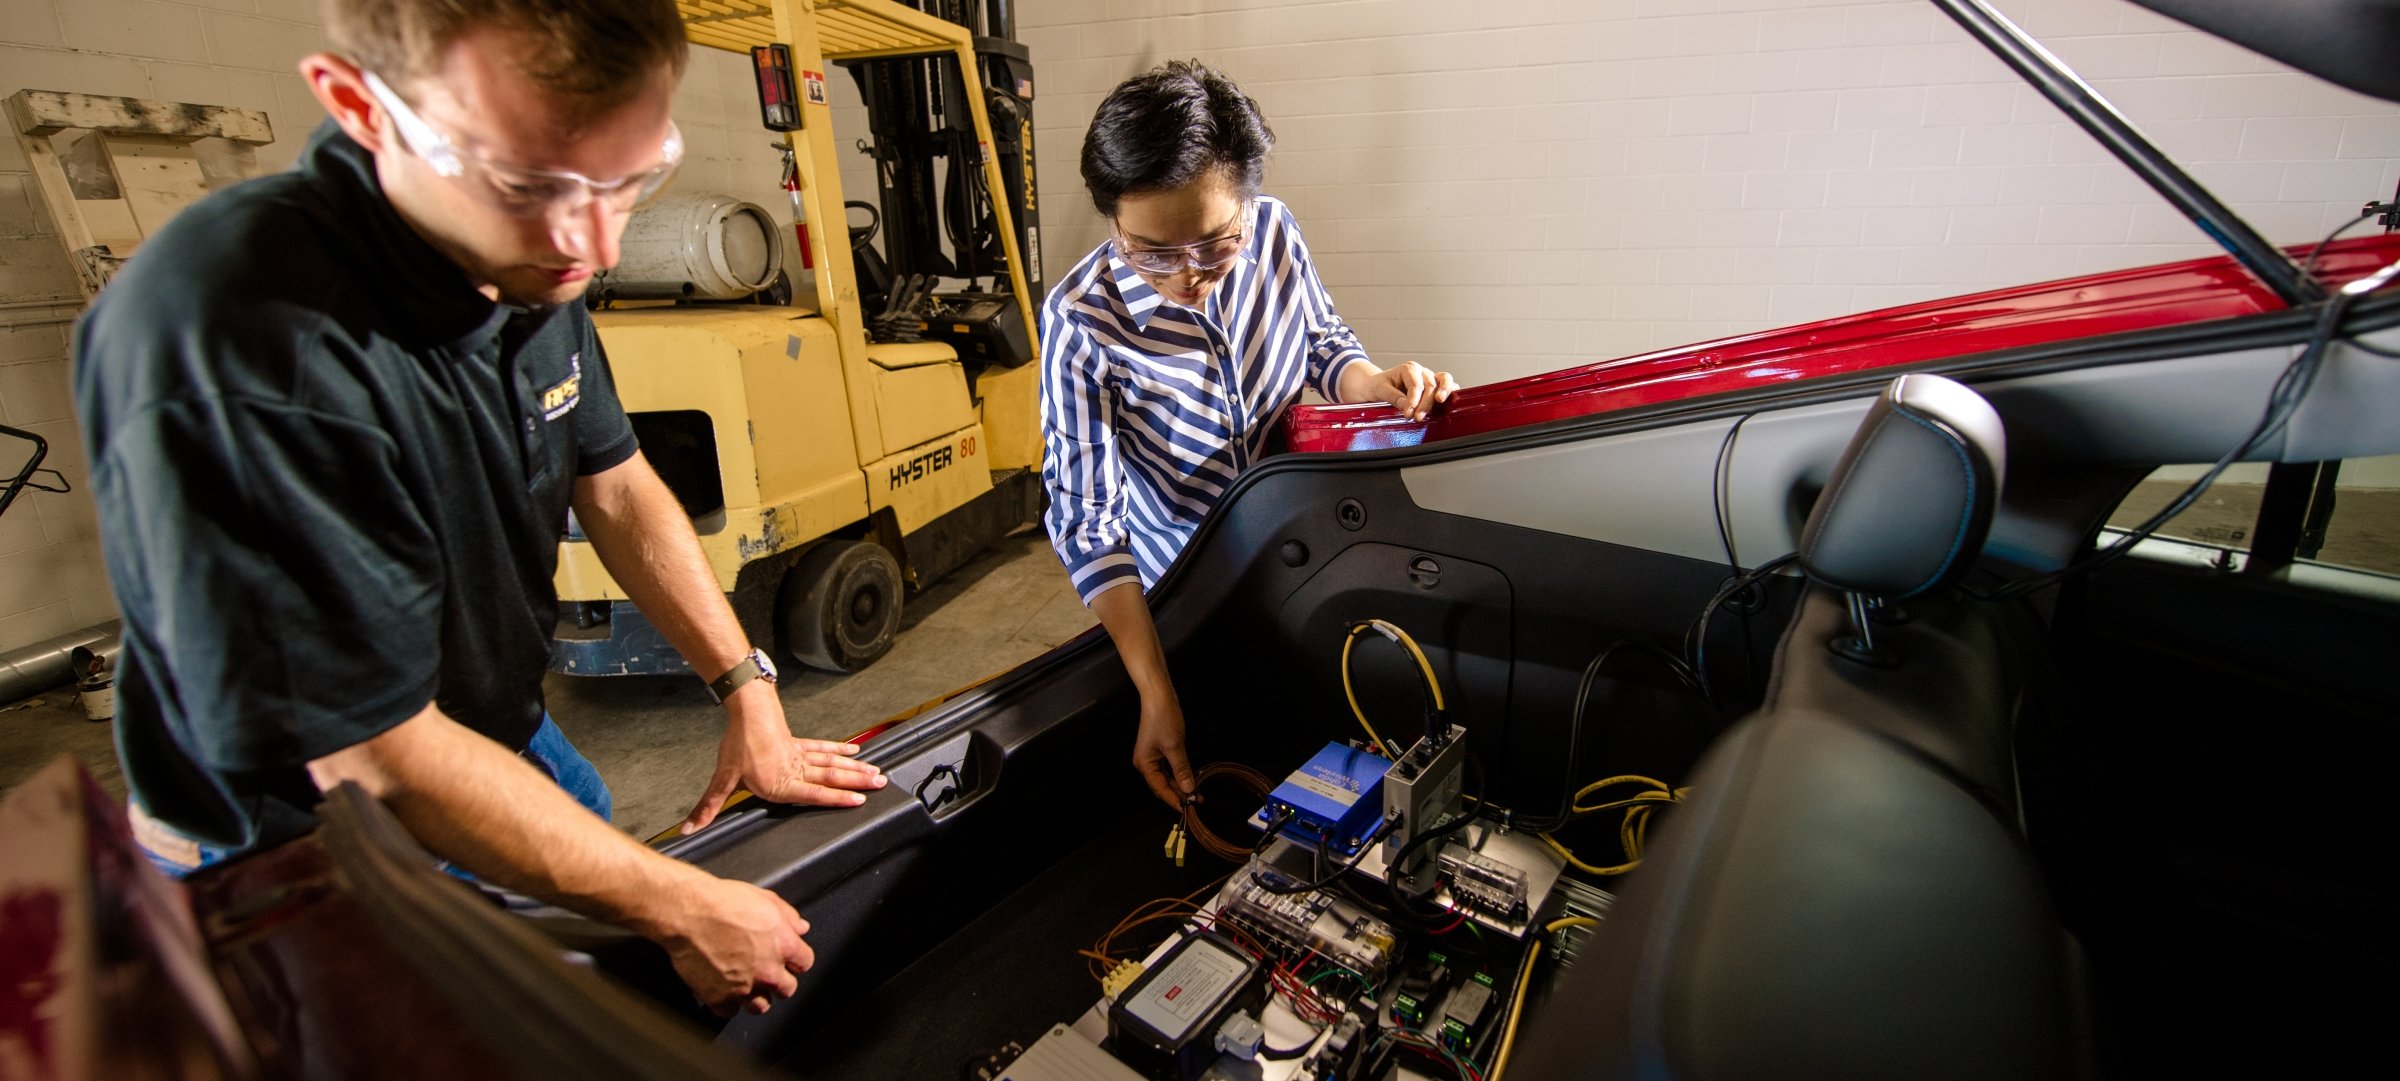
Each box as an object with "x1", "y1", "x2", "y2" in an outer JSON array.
[{"x1": 361, "y1": 69, "x2": 683, "y2": 218}]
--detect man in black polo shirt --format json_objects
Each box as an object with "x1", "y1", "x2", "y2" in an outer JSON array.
[{"x1": 72, "y1": 0, "x2": 878, "y2": 1016}]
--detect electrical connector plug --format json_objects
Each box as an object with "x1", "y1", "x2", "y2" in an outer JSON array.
[
  {"x1": 1162, "y1": 824, "x2": 1187, "y2": 866},
  {"x1": 1213, "y1": 1009, "x2": 1265, "y2": 1058},
  {"x1": 1100, "y1": 958, "x2": 1144, "y2": 1000}
]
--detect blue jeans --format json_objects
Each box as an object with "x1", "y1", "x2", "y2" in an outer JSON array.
[
  {"x1": 521, "y1": 713, "x2": 613, "y2": 824},
  {"x1": 137, "y1": 714, "x2": 612, "y2": 879}
]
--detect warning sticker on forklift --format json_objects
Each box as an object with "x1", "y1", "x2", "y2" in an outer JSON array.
[{"x1": 803, "y1": 70, "x2": 827, "y2": 106}]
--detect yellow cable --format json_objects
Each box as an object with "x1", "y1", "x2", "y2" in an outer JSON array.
[
  {"x1": 1488, "y1": 938, "x2": 1540, "y2": 1081},
  {"x1": 1488, "y1": 917, "x2": 1598, "y2": 1081},
  {"x1": 1542, "y1": 778, "x2": 1687, "y2": 876},
  {"x1": 1339, "y1": 619, "x2": 1449, "y2": 756},
  {"x1": 1541, "y1": 831, "x2": 1642, "y2": 876},
  {"x1": 1371, "y1": 619, "x2": 1446, "y2": 712},
  {"x1": 1566, "y1": 775, "x2": 1682, "y2": 815},
  {"x1": 1339, "y1": 629, "x2": 1393, "y2": 756}
]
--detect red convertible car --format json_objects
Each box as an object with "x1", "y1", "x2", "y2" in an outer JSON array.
[{"x1": 8, "y1": 1, "x2": 2394, "y2": 1079}]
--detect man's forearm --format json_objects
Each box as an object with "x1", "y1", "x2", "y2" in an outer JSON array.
[
  {"x1": 308, "y1": 706, "x2": 702, "y2": 933},
  {"x1": 1089, "y1": 581, "x2": 1175, "y2": 701},
  {"x1": 574, "y1": 453, "x2": 751, "y2": 680}
]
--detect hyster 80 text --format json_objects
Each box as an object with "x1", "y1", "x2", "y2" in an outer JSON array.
[{"x1": 889, "y1": 445, "x2": 956, "y2": 490}]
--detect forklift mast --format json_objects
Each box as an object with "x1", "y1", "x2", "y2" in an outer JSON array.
[
  {"x1": 552, "y1": 0, "x2": 1047, "y2": 676},
  {"x1": 841, "y1": 0, "x2": 1042, "y2": 353}
]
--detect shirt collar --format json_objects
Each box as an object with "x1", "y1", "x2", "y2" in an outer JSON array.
[
  {"x1": 1105, "y1": 210, "x2": 1261, "y2": 333},
  {"x1": 300, "y1": 120, "x2": 511, "y2": 354},
  {"x1": 1107, "y1": 247, "x2": 1168, "y2": 332}
]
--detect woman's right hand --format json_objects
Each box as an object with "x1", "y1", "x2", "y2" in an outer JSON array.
[{"x1": 1133, "y1": 689, "x2": 1197, "y2": 811}]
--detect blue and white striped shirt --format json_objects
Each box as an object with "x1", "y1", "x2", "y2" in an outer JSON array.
[{"x1": 1041, "y1": 196, "x2": 1372, "y2": 603}]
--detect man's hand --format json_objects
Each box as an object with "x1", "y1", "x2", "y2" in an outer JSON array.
[
  {"x1": 572, "y1": 459, "x2": 886, "y2": 834},
  {"x1": 306, "y1": 704, "x2": 819, "y2": 1017},
  {"x1": 1362, "y1": 361, "x2": 1459, "y2": 421},
  {"x1": 653, "y1": 874, "x2": 816, "y2": 1016},
  {"x1": 682, "y1": 686, "x2": 887, "y2": 835},
  {"x1": 1133, "y1": 689, "x2": 1196, "y2": 811}
]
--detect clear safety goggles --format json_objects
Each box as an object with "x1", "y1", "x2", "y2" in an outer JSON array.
[
  {"x1": 1114, "y1": 223, "x2": 1248, "y2": 276},
  {"x1": 362, "y1": 70, "x2": 682, "y2": 218}
]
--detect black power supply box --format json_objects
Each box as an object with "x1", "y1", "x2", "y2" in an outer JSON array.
[{"x1": 1105, "y1": 930, "x2": 1263, "y2": 1080}]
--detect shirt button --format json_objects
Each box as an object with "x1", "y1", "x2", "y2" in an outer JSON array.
[{"x1": 523, "y1": 417, "x2": 537, "y2": 435}]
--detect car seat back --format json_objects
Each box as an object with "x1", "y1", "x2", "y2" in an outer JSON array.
[{"x1": 1510, "y1": 375, "x2": 2089, "y2": 1080}]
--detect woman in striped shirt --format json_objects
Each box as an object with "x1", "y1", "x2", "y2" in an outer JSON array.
[{"x1": 1040, "y1": 61, "x2": 1459, "y2": 810}]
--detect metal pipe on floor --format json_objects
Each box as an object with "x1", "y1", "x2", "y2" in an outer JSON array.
[{"x1": 0, "y1": 622, "x2": 121, "y2": 705}]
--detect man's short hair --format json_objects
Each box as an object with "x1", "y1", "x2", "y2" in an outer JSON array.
[
  {"x1": 1080, "y1": 59, "x2": 1274, "y2": 218},
  {"x1": 325, "y1": 0, "x2": 689, "y2": 106}
]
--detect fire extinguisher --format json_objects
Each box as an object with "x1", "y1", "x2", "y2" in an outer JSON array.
[{"x1": 778, "y1": 143, "x2": 814, "y2": 273}]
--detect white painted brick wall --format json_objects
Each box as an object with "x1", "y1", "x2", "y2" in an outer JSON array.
[
  {"x1": 5, "y1": 0, "x2": 2398, "y2": 652},
  {"x1": 0, "y1": 1, "x2": 780, "y2": 654},
  {"x1": 1017, "y1": 0, "x2": 2400, "y2": 387}
]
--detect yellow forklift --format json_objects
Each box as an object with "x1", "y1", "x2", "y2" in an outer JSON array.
[{"x1": 550, "y1": 0, "x2": 1045, "y2": 675}]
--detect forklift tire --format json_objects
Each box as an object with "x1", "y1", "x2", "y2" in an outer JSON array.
[{"x1": 776, "y1": 540, "x2": 903, "y2": 673}]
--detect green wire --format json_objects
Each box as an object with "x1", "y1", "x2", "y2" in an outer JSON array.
[{"x1": 1303, "y1": 963, "x2": 1369, "y2": 990}]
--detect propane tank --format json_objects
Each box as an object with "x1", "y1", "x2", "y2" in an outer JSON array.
[{"x1": 599, "y1": 193, "x2": 784, "y2": 301}]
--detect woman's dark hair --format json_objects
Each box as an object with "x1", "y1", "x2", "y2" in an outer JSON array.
[{"x1": 1080, "y1": 60, "x2": 1274, "y2": 218}]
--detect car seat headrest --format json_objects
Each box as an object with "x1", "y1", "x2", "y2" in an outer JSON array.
[{"x1": 1798, "y1": 374, "x2": 2005, "y2": 601}]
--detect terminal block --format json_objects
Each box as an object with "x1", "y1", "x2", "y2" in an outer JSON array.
[
  {"x1": 1439, "y1": 847, "x2": 1531, "y2": 923},
  {"x1": 1219, "y1": 872, "x2": 1397, "y2": 985}
]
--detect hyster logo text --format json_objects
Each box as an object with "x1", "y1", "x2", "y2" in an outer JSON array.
[{"x1": 888, "y1": 445, "x2": 956, "y2": 490}]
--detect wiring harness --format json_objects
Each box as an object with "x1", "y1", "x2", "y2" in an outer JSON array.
[{"x1": 1169, "y1": 762, "x2": 1276, "y2": 864}]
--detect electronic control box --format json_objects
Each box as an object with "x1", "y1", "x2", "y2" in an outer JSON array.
[{"x1": 1258, "y1": 742, "x2": 1392, "y2": 855}]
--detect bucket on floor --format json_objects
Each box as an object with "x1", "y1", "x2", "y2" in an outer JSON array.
[
  {"x1": 70, "y1": 644, "x2": 113, "y2": 723},
  {"x1": 77, "y1": 677, "x2": 114, "y2": 723}
]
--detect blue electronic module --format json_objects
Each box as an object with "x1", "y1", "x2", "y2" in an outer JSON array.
[{"x1": 1255, "y1": 741, "x2": 1393, "y2": 855}]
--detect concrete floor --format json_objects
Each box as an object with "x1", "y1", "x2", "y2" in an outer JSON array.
[
  {"x1": 0, "y1": 528, "x2": 1095, "y2": 842},
  {"x1": 546, "y1": 528, "x2": 1096, "y2": 838},
  {"x1": 2110, "y1": 481, "x2": 2400, "y2": 575}
]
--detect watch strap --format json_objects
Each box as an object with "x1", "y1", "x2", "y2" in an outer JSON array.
[{"x1": 707, "y1": 649, "x2": 774, "y2": 704}]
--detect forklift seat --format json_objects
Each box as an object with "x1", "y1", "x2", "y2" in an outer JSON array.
[{"x1": 1511, "y1": 375, "x2": 2090, "y2": 1080}]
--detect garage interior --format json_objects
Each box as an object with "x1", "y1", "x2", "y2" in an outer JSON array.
[{"x1": 2, "y1": 0, "x2": 2398, "y2": 1079}]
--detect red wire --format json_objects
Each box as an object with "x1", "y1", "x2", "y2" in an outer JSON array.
[{"x1": 1431, "y1": 908, "x2": 1470, "y2": 934}]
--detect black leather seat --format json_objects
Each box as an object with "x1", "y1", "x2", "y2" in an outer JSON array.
[{"x1": 1511, "y1": 374, "x2": 2089, "y2": 1081}]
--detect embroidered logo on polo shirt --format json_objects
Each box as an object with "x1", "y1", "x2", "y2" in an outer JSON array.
[{"x1": 541, "y1": 353, "x2": 582, "y2": 421}]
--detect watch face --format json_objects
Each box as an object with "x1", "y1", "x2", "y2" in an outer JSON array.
[{"x1": 754, "y1": 649, "x2": 779, "y2": 682}]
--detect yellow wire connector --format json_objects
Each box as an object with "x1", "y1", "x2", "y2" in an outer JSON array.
[{"x1": 1100, "y1": 958, "x2": 1145, "y2": 999}]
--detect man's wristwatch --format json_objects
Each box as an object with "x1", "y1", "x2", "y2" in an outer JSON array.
[{"x1": 706, "y1": 648, "x2": 779, "y2": 704}]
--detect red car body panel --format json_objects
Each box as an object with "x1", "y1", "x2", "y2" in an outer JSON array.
[{"x1": 1282, "y1": 234, "x2": 2400, "y2": 454}]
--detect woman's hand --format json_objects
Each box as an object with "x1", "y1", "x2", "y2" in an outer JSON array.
[
  {"x1": 1132, "y1": 689, "x2": 1196, "y2": 811},
  {"x1": 1349, "y1": 360, "x2": 1460, "y2": 421}
]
